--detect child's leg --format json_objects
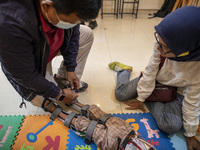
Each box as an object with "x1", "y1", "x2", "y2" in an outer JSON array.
[
  {"x1": 115, "y1": 70, "x2": 139, "y2": 101},
  {"x1": 108, "y1": 61, "x2": 139, "y2": 101}
]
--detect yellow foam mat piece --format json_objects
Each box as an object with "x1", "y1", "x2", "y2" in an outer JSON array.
[{"x1": 12, "y1": 115, "x2": 69, "y2": 150}]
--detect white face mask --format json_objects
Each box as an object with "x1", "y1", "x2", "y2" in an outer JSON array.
[
  {"x1": 43, "y1": 0, "x2": 77, "y2": 29},
  {"x1": 54, "y1": 13, "x2": 77, "y2": 29},
  {"x1": 45, "y1": 12, "x2": 77, "y2": 29},
  {"x1": 56, "y1": 21, "x2": 76, "y2": 29}
]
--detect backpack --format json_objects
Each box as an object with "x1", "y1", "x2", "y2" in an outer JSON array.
[{"x1": 149, "y1": 0, "x2": 176, "y2": 19}]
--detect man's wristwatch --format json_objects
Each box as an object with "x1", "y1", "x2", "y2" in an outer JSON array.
[{"x1": 57, "y1": 89, "x2": 65, "y2": 101}]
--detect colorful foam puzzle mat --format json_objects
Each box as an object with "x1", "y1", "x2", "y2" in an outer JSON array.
[{"x1": 0, "y1": 113, "x2": 199, "y2": 150}]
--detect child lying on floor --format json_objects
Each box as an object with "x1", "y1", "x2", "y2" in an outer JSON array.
[{"x1": 41, "y1": 98, "x2": 156, "y2": 150}]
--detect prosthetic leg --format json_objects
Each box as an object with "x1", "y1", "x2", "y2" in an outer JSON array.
[
  {"x1": 41, "y1": 98, "x2": 156, "y2": 150},
  {"x1": 42, "y1": 98, "x2": 114, "y2": 144}
]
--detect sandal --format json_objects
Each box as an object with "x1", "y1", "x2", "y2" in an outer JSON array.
[{"x1": 54, "y1": 74, "x2": 67, "y2": 89}]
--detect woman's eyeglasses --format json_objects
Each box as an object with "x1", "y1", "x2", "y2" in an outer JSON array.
[{"x1": 154, "y1": 32, "x2": 172, "y2": 55}]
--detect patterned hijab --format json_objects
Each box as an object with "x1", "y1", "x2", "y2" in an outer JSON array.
[{"x1": 155, "y1": 6, "x2": 200, "y2": 61}]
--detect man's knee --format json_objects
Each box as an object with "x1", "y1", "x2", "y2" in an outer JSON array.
[{"x1": 80, "y1": 25, "x2": 94, "y2": 43}]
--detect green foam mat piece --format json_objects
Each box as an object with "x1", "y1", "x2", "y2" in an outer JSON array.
[{"x1": 0, "y1": 115, "x2": 25, "y2": 150}]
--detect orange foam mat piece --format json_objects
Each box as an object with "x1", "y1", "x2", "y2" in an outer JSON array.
[{"x1": 12, "y1": 115, "x2": 69, "y2": 150}]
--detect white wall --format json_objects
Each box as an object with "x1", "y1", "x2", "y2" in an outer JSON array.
[{"x1": 139, "y1": 0, "x2": 165, "y2": 9}]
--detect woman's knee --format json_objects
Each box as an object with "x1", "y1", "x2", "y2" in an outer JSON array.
[{"x1": 156, "y1": 116, "x2": 183, "y2": 134}]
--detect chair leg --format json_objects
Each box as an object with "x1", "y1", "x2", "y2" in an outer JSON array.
[
  {"x1": 116, "y1": 0, "x2": 120, "y2": 19},
  {"x1": 135, "y1": 0, "x2": 139, "y2": 18},
  {"x1": 121, "y1": 0, "x2": 124, "y2": 18},
  {"x1": 101, "y1": 0, "x2": 103, "y2": 19},
  {"x1": 114, "y1": 0, "x2": 116, "y2": 15},
  {"x1": 119, "y1": 0, "x2": 121, "y2": 17},
  {"x1": 132, "y1": 0, "x2": 135, "y2": 15}
]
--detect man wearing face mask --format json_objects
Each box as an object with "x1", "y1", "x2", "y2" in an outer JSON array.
[{"x1": 0, "y1": 0, "x2": 101, "y2": 106}]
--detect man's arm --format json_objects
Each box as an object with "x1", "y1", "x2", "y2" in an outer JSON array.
[
  {"x1": 0, "y1": 20, "x2": 60, "y2": 99},
  {"x1": 61, "y1": 24, "x2": 80, "y2": 72},
  {"x1": 60, "y1": 24, "x2": 81, "y2": 89}
]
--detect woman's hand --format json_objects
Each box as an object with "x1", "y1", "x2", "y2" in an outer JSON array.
[
  {"x1": 124, "y1": 100, "x2": 146, "y2": 112},
  {"x1": 66, "y1": 71, "x2": 79, "y2": 90},
  {"x1": 186, "y1": 136, "x2": 200, "y2": 150}
]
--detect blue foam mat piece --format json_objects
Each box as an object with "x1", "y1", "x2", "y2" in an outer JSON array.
[
  {"x1": 67, "y1": 129, "x2": 98, "y2": 150},
  {"x1": 169, "y1": 131, "x2": 187, "y2": 150}
]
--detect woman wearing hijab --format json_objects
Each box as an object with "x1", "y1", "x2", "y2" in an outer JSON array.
[{"x1": 109, "y1": 6, "x2": 200, "y2": 150}]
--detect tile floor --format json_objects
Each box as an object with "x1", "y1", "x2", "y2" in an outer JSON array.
[{"x1": 0, "y1": 10, "x2": 162, "y2": 116}]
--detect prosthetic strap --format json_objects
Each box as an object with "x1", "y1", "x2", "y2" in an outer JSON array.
[
  {"x1": 81, "y1": 105, "x2": 89, "y2": 117},
  {"x1": 84, "y1": 114, "x2": 113, "y2": 145},
  {"x1": 41, "y1": 98, "x2": 77, "y2": 126},
  {"x1": 84, "y1": 120, "x2": 98, "y2": 145},
  {"x1": 42, "y1": 99, "x2": 63, "y2": 121},
  {"x1": 64, "y1": 112, "x2": 77, "y2": 128},
  {"x1": 50, "y1": 105, "x2": 62, "y2": 121},
  {"x1": 41, "y1": 98, "x2": 63, "y2": 121},
  {"x1": 41, "y1": 98, "x2": 53, "y2": 112},
  {"x1": 99, "y1": 114, "x2": 113, "y2": 125},
  {"x1": 67, "y1": 99, "x2": 90, "y2": 117}
]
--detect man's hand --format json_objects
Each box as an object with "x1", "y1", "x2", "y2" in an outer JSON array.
[
  {"x1": 186, "y1": 136, "x2": 200, "y2": 150},
  {"x1": 66, "y1": 71, "x2": 79, "y2": 90},
  {"x1": 124, "y1": 100, "x2": 146, "y2": 112},
  {"x1": 61, "y1": 88, "x2": 78, "y2": 104}
]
